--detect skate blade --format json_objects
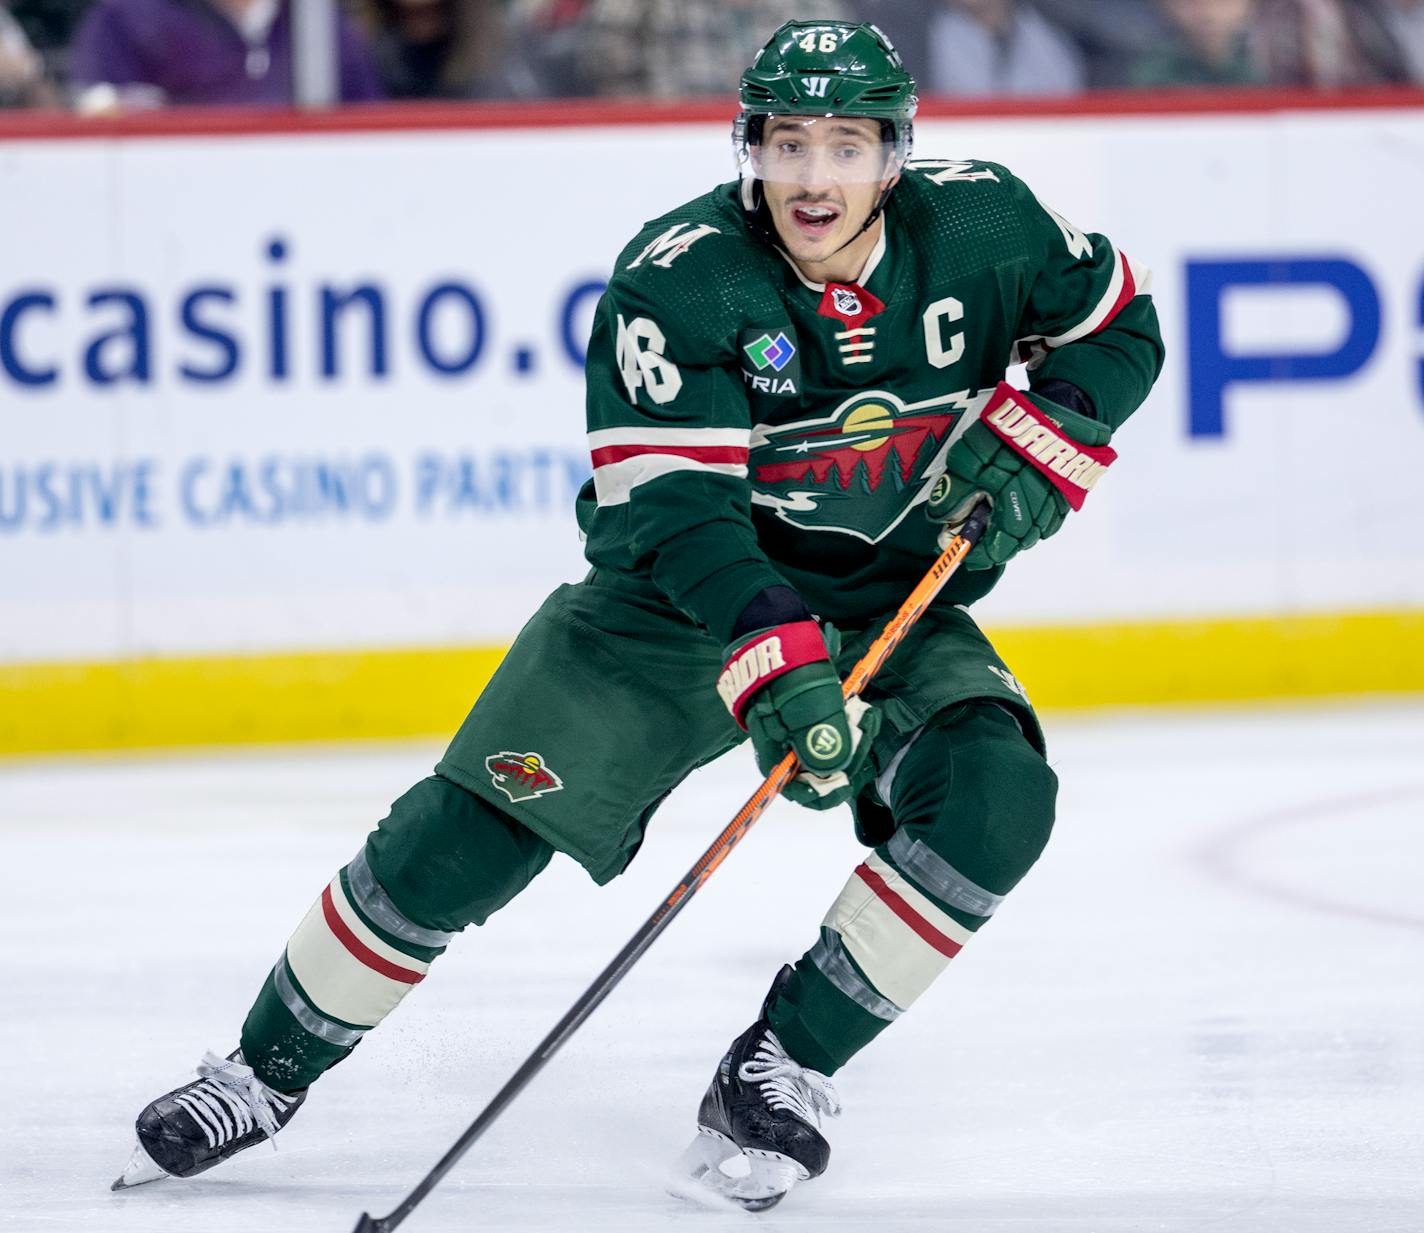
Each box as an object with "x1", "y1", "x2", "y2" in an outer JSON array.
[
  {"x1": 670, "y1": 1129, "x2": 801, "y2": 1212},
  {"x1": 111, "y1": 1140, "x2": 170, "y2": 1191}
]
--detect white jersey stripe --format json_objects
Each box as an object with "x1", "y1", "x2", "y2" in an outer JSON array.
[
  {"x1": 592, "y1": 454, "x2": 748, "y2": 507},
  {"x1": 1012, "y1": 247, "x2": 1151, "y2": 365},
  {"x1": 587, "y1": 426, "x2": 751, "y2": 451},
  {"x1": 1127, "y1": 253, "x2": 1154, "y2": 294},
  {"x1": 1041, "y1": 245, "x2": 1126, "y2": 348}
]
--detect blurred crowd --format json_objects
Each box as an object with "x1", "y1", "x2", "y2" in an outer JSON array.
[{"x1": 3, "y1": 0, "x2": 1423, "y2": 111}]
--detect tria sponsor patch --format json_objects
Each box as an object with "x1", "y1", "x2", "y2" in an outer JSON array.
[
  {"x1": 743, "y1": 331, "x2": 796, "y2": 372},
  {"x1": 739, "y1": 327, "x2": 802, "y2": 397},
  {"x1": 742, "y1": 371, "x2": 798, "y2": 396},
  {"x1": 485, "y1": 751, "x2": 564, "y2": 803}
]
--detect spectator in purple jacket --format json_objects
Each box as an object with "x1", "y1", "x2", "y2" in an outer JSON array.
[{"x1": 70, "y1": 0, "x2": 385, "y2": 109}]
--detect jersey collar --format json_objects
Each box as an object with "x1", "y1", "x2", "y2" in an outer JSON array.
[{"x1": 777, "y1": 216, "x2": 890, "y2": 296}]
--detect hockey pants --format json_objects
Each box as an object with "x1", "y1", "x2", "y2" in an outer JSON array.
[{"x1": 239, "y1": 699, "x2": 1056, "y2": 1090}]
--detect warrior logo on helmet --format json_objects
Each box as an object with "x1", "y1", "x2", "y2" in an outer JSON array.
[{"x1": 749, "y1": 389, "x2": 986, "y2": 543}]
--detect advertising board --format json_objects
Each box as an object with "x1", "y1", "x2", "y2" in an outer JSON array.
[{"x1": 2, "y1": 96, "x2": 1421, "y2": 748}]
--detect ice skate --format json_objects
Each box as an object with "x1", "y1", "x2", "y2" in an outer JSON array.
[
  {"x1": 674, "y1": 967, "x2": 841, "y2": 1211},
  {"x1": 112, "y1": 1050, "x2": 306, "y2": 1190}
]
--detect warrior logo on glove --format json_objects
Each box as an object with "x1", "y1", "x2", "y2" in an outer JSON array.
[
  {"x1": 806, "y1": 723, "x2": 844, "y2": 761},
  {"x1": 980, "y1": 386, "x2": 1117, "y2": 511}
]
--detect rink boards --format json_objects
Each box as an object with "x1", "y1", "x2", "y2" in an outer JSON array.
[{"x1": 1, "y1": 94, "x2": 1423, "y2": 751}]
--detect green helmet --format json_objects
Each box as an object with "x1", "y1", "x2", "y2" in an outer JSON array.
[
  {"x1": 733, "y1": 21, "x2": 918, "y2": 235},
  {"x1": 738, "y1": 20, "x2": 917, "y2": 135}
]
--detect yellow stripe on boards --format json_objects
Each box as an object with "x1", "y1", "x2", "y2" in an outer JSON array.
[
  {"x1": 985, "y1": 609, "x2": 1424, "y2": 709},
  {"x1": 0, "y1": 609, "x2": 1420, "y2": 756},
  {"x1": 0, "y1": 644, "x2": 507, "y2": 756}
]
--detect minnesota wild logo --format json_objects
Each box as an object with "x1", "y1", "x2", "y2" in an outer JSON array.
[
  {"x1": 749, "y1": 389, "x2": 982, "y2": 543},
  {"x1": 485, "y1": 751, "x2": 564, "y2": 803}
]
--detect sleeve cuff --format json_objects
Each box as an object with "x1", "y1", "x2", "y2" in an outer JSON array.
[{"x1": 676, "y1": 559, "x2": 794, "y2": 645}]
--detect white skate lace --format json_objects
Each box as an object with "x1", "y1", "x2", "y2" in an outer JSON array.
[
  {"x1": 171, "y1": 1051, "x2": 295, "y2": 1151},
  {"x1": 738, "y1": 1030, "x2": 842, "y2": 1126}
]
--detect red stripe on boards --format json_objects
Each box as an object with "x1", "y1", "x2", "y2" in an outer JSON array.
[
  {"x1": 6, "y1": 87, "x2": 1424, "y2": 144},
  {"x1": 854, "y1": 864, "x2": 964, "y2": 959},
  {"x1": 589, "y1": 444, "x2": 749, "y2": 468},
  {"x1": 320, "y1": 886, "x2": 424, "y2": 984}
]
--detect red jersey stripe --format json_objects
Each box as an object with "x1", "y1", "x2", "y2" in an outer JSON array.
[
  {"x1": 1092, "y1": 250, "x2": 1138, "y2": 336},
  {"x1": 854, "y1": 863, "x2": 964, "y2": 959},
  {"x1": 320, "y1": 886, "x2": 425, "y2": 985},
  {"x1": 590, "y1": 443, "x2": 750, "y2": 468}
]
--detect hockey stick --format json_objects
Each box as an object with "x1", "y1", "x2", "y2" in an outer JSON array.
[{"x1": 350, "y1": 499, "x2": 992, "y2": 1233}]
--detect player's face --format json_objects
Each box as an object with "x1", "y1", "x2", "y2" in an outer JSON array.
[{"x1": 755, "y1": 116, "x2": 899, "y2": 276}]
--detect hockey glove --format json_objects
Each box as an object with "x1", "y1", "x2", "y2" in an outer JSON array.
[
  {"x1": 718, "y1": 621, "x2": 880, "y2": 811},
  {"x1": 929, "y1": 382, "x2": 1117, "y2": 570}
]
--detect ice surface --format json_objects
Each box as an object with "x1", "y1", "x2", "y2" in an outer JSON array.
[{"x1": 2, "y1": 701, "x2": 1422, "y2": 1232}]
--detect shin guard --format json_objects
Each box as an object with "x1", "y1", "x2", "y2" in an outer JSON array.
[
  {"x1": 241, "y1": 774, "x2": 553, "y2": 1090},
  {"x1": 241, "y1": 849, "x2": 451, "y2": 1089},
  {"x1": 769, "y1": 702, "x2": 1057, "y2": 1074}
]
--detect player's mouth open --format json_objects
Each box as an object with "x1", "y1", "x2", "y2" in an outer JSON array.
[{"x1": 790, "y1": 203, "x2": 841, "y2": 236}]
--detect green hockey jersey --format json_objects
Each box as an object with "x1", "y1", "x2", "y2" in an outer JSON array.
[{"x1": 576, "y1": 162, "x2": 1165, "y2": 642}]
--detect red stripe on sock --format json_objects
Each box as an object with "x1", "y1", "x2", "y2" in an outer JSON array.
[
  {"x1": 320, "y1": 885, "x2": 424, "y2": 985},
  {"x1": 854, "y1": 863, "x2": 964, "y2": 959}
]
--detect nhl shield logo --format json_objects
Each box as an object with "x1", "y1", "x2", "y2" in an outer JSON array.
[
  {"x1": 831, "y1": 287, "x2": 862, "y2": 317},
  {"x1": 485, "y1": 751, "x2": 564, "y2": 803}
]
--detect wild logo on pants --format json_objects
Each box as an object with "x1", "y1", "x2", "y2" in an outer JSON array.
[{"x1": 485, "y1": 751, "x2": 564, "y2": 803}]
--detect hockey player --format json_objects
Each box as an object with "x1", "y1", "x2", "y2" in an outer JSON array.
[{"x1": 116, "y1": 20, "x2": 1163, "y2": 1210}]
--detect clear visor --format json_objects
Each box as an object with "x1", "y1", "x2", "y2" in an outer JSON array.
[{"x1": 738, "y1": 114, "x2": 902, "y2": 187}]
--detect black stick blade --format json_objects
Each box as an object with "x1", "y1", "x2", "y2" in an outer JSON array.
[{"x1": 351, "y1": 1213, "x2": 387, "y2": 1233}]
